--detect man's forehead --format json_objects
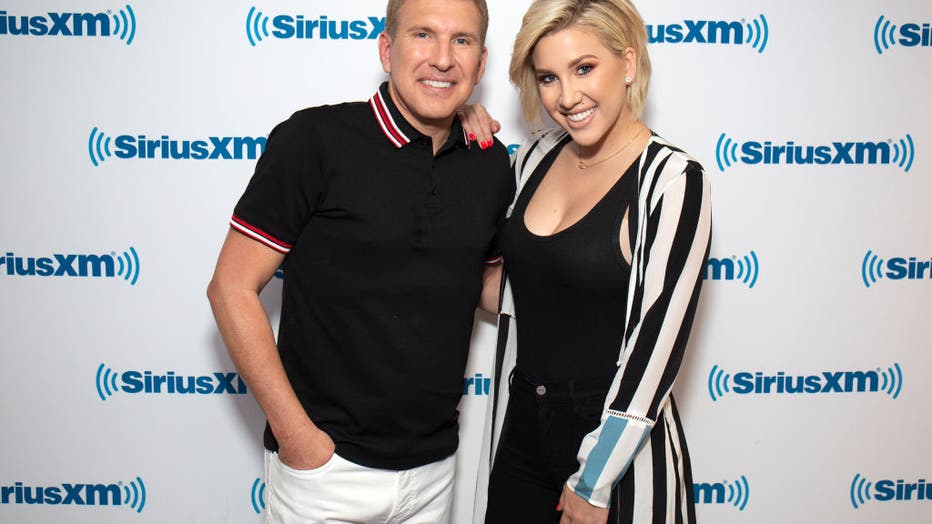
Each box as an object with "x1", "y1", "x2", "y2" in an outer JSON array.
[{"x1": 396, "y1": 0, "x2": 482, "y2": 34}]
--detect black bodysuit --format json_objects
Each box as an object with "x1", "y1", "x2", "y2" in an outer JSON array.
[{"x1": 501, "y1": 136, "x2": 637, "y2": 382}]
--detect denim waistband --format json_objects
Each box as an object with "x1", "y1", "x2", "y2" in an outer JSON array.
[{"x1": 510, "y1": 367, "x2": 614, "y2": 401}]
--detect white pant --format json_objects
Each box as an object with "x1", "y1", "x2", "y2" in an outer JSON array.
[{"x1": 264, "y1": 450, "x2": 454, "y2": 524}]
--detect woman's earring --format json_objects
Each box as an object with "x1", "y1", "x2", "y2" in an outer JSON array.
[{"x1": 625, "y1": 76, "x2": 633, "y2": 85}]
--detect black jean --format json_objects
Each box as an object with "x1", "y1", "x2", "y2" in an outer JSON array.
[{"x1": 486, "y1": 369, "x2": 619, "y2": 523}]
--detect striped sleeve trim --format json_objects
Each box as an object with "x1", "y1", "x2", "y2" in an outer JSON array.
[
  {"x1": 230, "y1": 215, "x2": 293, "y2": 254},
  {"x1": 485, "y1": 255, "x2": 503, "y2": 264},
  {"x1": 569, "y1": 414, "x2": 652, "y2": 507}
]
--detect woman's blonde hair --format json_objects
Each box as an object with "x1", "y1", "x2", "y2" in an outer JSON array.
[{"x1": 509, "y1": 0, "x2": 651, "y2": 125}]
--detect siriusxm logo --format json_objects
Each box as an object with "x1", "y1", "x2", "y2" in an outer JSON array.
[
  {"x1": 874, "y1": 16, "x2": 931, "y2": 55},
  {"x1": 0, "y1": 248, "x2": 139, "y2": 285},
  {"x1": 704, "y1": 251, "x2": 759, "y2": 288},
  {"x1": 464, "y1": 373, "x2": 491, "y2": 396},
  {"x1": 0, "y1": 5, "x2": 135, "y2": 45},
  {"x1": 96, "y1": 363, "x2": 248, "y2": 400},
  {"x1": 862, "y1": 250, "x2": 932, "y2": 288},
  {"x1": 250, "y1": 478, "x2": 266, "y2": 514},
  {"x1": 246, "y1": 7, "x2": 384, "y2": 46},
  {"x1": 851, "y1": 474, "x2": 930, "y2": 509},
  {"x1": 716, "y1": 133, "x2": 916, "y2": 173},
  {"x1": 89, "y1": 128, "x2": 266, "y2": 166},
  {"x1": 708, "y1": 363, "x2": 903, "y2": 401},
  {"x1": 694, "y1": 475, "x2": 749, "y2": 511},
  {"x1": 1, "y1": 477, "x2": 145, "y2": 513},
  {"x1": 647, "y1": 14, "x2": 768, "y2": 53}
]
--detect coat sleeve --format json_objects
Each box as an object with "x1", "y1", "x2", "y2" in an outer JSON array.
[{"x1": 565, "y1": 149, "x2": 712, "y2": 507}]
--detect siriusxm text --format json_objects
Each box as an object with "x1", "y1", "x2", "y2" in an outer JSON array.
[
  {"x1": 873, "y1": 479, "x2": 930, "y2": 502},
  {"x1": 741, "y1": 141, "x2": 895, "y2": 165},
  {"x1": 882, "y1": 257, "x2": 932, "y2": 280},
  {"x1": 694, "y1": 483, "x2": 727, "y2": 504},
  {"x1": 0, "y1": 11, "x2": 110, "y2": 37},
  {"x1": 271, "y1": 15, "x2": 384, "y2": 40},
  {"x1": 1, "y1": 252, "x2": 116, "y2": 277},
  {"x1": 705, "y1": 258, "x2": 745, "y2": 281},
  {"x1": 893, "y1": 23, "x2": 932, "y2": 48},
  {"x1": 647, "y1": 20, "x2": 745, "y2": 44},
  {"x1": 733, "y1": 371, "x2": 880, "y2": 394},
  {"x1": 112, "y1": 135, "x2": 266, "y2": 160},
  {"x1": 464, "y1": 373, "x2": 491, "y2": 396},
  {"x1": 121, "y1": 371, "x2": 247, "y2": 395},
  {"x1": 1, "y1": 482, "x2": 121, "y2": 506}
]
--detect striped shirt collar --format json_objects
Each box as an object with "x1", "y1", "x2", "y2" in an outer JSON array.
[{"x1": 369, "y1": 82, "x2": 470, "y2": 150}]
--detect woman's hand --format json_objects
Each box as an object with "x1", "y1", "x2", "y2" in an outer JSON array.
[
  {"x1": 558, "y1": 484, "x2": 609, "y2": 524},
  {"x1": 457, "y1": 103, "x2": 501, "y2": 150}
]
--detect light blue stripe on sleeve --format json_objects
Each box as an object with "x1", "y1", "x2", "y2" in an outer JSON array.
[{"x1": 575, "y1": 417, "x2": 627, "y2": 501}]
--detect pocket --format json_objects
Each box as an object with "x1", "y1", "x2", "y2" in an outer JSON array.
[{"x1": 271, "y1": 449, "x2": 340, "y2": 480}]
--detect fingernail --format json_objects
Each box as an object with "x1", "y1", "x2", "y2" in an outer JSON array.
[
  {"x1": 479, "y1": 141, "x2": 488, "y2": 150},
  {"x1": 556, "y1": 503, "x2": 562, "y2": 511},
  {"x1": 469, "y1": 133, "x2": 477, "y2": 141}
]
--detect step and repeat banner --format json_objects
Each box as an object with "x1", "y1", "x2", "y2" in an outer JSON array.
[{"x1": 1, "y1": 0, "x2": 929, "y2": 522}]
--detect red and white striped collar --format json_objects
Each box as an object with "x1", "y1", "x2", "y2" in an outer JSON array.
[{"x1": 368, "y1": 82, "x2": 470, "y2": 150}]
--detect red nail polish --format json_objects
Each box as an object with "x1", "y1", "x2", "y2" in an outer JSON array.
[
  {"x1": 556, "y1": 503, "x2": 563, "y2": 511},
  {"x1": 469, "y1": 133, "x2": 477, "y2": 141},
  {"x1": 480, "y1": 141, "x2": 489, "y2": 150}
]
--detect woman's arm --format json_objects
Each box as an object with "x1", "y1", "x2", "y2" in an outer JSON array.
[{"x1": 565, "y1": 151, "x2": 712, "y2": 508}]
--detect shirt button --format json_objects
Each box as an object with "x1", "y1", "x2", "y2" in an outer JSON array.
[{"x1": 535, "y1": 385, "x2": 547, "y2": 396}]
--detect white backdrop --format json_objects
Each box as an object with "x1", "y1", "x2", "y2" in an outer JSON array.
[{"x1": 1, "y1": 1, "x2": 930, "y2": 522}]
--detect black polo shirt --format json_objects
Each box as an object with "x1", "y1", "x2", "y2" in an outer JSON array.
[{"x1": 230, "y1": 82, "x2": 514, "y2": 470}]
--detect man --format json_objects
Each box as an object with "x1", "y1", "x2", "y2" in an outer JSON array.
[{"x1": 206, "y1": 0, "x2": 512, "y2": 522}]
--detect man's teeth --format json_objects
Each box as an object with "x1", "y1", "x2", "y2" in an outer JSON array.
[
  {"x1": 423, "y1": 80, "x2": 452, "y2": 88},
  {"x1": 567, "y1": 108, "x2": 594, "y2": 122}
]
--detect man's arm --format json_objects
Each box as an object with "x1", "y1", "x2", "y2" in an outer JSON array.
[{"x1": 207, "y1": 229, "x2": 334, "y2": 469}]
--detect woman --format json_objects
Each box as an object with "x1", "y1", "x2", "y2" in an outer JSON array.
[{"x1": 468, "y1": 1, "x2": 711, "y2": 523}]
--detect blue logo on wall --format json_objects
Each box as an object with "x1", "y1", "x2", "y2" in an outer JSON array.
[
  {"x1": 89, "y1": 128, "x2": 267, "y2": 166},
  {"x1": 250, "y1": 478, "x2": 266, "y2": 514},
  {"x1": 647, "y1": 14, "x2": 768, "y2": 53},
  {"x1": 874, "y1": 16, "x2": 931, "y2": 55},
  {"x1": 0, "y1": 477, "x2": 146, "y2": 512},
  {"x1": 715, "y1": 133, "x2": 916, "y2": 172},
  {"x1": 0, "y1": 5, "x2": 135, "y2": 45},
  {"x1": 694, "y1": 475, "x2": 750, "y2": 510},
  {"x1": 96, "y1": 363, "x2": 248, "y2": 400},
  {"x1": 464, "y1": 373, "x2": 491, "y2": 396},
  {"x1": 851, "y1": 474, "x2": 930, "y2": 509},
  {"x1": 708, "y1": 363, "x2": 903, "y2": 401},
  {"x1": 862, "y1": 250, "x2": 932, "y2": 288},
  {"x1": 0, "y1": 248, "x2": 140, "y2": 285},
  {"x1": 245, "y1": 7, "x2": 384, "y2": 46},
  {"x1": 704, "y1": 251, "x2": 759, "y2": 288}
]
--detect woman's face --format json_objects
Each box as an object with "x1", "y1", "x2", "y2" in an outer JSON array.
[{"x1": 532, "y1": 25, "x2": 635, "y2": 148}]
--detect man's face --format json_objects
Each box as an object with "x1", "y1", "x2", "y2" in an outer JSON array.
[{"x1": 379, "y1": 0, "x2": 487, "y2": 133}]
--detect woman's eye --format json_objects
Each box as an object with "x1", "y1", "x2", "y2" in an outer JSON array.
[
  {"x1": 577, "y1": 64, "x2": 593, "y2": 75},
  {"x1": 538, "y1": 74, "x2": 556, "y2": 84}
]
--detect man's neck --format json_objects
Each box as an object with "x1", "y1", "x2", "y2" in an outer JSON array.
[{"x1": 387, "y1": 83, "x2": 454, "y2": 155}]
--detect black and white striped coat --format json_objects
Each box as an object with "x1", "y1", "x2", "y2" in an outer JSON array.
[{"x1": 474, "y1": 128, "x2": 711, "y2": 523}]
